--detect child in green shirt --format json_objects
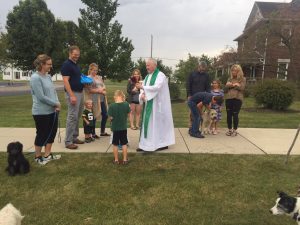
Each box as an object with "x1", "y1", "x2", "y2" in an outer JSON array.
[{"x1": 108, "y1": 90, "x2": 131, "y2": 164}]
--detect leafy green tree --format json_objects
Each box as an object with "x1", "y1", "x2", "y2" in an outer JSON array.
[
  {"x1": 174, "y1": 53, "x2": 214, "y2": 83},
  {"x1": 50, "y1": 20, "x2": 79, "y2": 73},
  {"x1": 6, "y1": 0, "x2": 56, "y2": 71},
  {"x1": 78, "y1": 0, "x2": 134, "y2": 81},
  {"x1": 0, "y1": 33, "x2": 11, "y2": 73},
  {"x1": 134, "y1": 58, "x2": 173, "y2": 79}
]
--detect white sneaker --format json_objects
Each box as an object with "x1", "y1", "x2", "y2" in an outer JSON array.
[
  {"x1": 35, "y1": 156, "x2": 48, "y2": 165},
  {"x1": 43, "y1": 154, "x2": 61, "y2": 162}
]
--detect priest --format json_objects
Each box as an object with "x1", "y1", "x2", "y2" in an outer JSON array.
[{"x1": 136, "y1": 58, "x2": 175, "y2": 152}]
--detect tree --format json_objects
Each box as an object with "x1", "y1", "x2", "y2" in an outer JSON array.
[
  {"x1": 134, "y1": 58, "x2": 173, "y2": 79},
  {"x1": 0, "y1": 32, "x2": 11, "y2": 73},
  {"x1": 174, "y1": 54, "x2": 214, "y2": 83},
  {"x1": 6, "y1": 0, "x2": 56, "y2": 71},
  {"x1": 78, "y1": 0, "x2": 134, "y2": 81},
  {"x1": 50, "y1": 20, "x2": 79, "y2": 73}
]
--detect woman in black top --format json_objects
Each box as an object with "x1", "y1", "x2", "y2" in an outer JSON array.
[{"x1": 127, "y1": 69, "x2": 143, "y2": 130}]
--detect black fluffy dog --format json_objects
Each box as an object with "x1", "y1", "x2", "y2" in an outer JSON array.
[{"x1": 6, "y1": 142, "x2": 30, "y2": 176}]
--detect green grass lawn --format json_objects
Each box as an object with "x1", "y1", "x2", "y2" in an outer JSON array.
[
  {"x1": 0, "y1": 80, "x2": 299, "y2": 128},
  {"x1": 0, "y1": 153, "x2": 299, "y2": 225},
  {"x1": 1, "y1": 81, "x2": 300, "y2": 225}
]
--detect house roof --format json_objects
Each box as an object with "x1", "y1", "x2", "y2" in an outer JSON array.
[
  {"x1": 255, "y1": 2, "x2": 285, "y2": 18},
  {"x1": 234, "y1": 0, "x2": 300, "y2": 41}
]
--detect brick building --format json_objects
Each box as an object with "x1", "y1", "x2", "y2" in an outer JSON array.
[{"x1": 234, "y1": 0, "x2": 300, "y2": 83}]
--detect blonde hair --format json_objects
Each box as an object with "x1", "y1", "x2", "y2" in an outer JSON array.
[
  {"x1": 88, "y1": 63, "x2": 98, "y2": 75},
  {"x1": 230, "y1": 64, "x2": 244, "y2": 80},
  {"x1": 85, "y1": 99, "x2": 92, "y2": 105},
  {"x1": 33, "y1": 54, "x2": 51, "y2": 71},
  {"x1": 114, "y1": 90, "x2": 126, "y2": 101}
]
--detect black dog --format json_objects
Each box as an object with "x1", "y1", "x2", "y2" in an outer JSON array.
[{"x1": 6, "y1": 142, "x2": 30, "y2": 176}]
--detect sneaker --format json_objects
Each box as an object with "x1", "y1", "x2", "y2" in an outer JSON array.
[
  {"x1": 66, "y1": 144, "x2": 78, "y2": 150},
  {"x1": 74, "y1": 139, "x2": 85, "y2": 144},
  {"x1": 190, "y1": 132, "x2": 205, "y2": 138},
  {"x1": 85, "y1": 138, "x2": 92, "y2": 143},
  {"x1": 91, "y1": 137, "x2": 95, "y2": 142},
  {"x1": 35, "y1": 156, "x2": 48, "y2": 165},
  {"x1": 93, "y1": 134, "x2": 100, "y2": 139},
  {"x1": 43, "y1": 154, "x2": 61, "y2": 162}
]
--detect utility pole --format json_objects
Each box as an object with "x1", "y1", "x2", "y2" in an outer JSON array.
[{"x1": 150, "y1": 34, "x2": 153, "y2": 58}]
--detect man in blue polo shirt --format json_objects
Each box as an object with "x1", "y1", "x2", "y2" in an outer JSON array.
[{"x1": 61, "y1": 45, "x2": 85, "y2": 149}]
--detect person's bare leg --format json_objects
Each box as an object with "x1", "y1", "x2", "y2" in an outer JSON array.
[
  {"x1": 129, "y1": 103, "x2": 136, "y2": 128},
  {"x1": 35, "y1": 145, "x2": 42, "y2": 158},
  {"x1": 44, "y1": 143, "x2": 52, "y2": 157},
  {"x1": 122, "y1": 145, "x2": 128, "y2": 162},
  {"x1": 135, "y1": 104, "x2": 142, "y2": 128},
  {"x1": 113, "y1": 145, "x2": 119, "y2": 162}
]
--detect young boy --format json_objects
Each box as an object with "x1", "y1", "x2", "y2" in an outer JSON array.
[
  {"x1": 108, "y1": 90, "x2": 131, "y2": 164},
  {"x1": 82, "y1": 99, "x2": 95, "y2": 143},
  {"x1": 187, "y1": 92, "x2": 223, "y2": 138}
]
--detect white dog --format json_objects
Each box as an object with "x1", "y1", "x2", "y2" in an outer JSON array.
[
  {"x1": 270, "y1": 191, "x2": 300, "y2": 224},
  {"x1": 201, "y1": 108, "x2": 217, "y2": 135},
  {"x1": 0, "y1": 203, "x2": 23, "y2": 225}
]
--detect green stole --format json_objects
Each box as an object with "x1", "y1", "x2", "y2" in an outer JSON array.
[{"x1": 141, "y1": 68, "x2": 159, "y2": 138}]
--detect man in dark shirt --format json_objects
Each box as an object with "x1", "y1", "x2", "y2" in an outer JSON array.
[
  {"x1": 187, "y1": 92, "x2": 223, "y2": 138},
  {"x1": 186, "y1": 61, "x2": 211, "y2": 130},
  {"x1": 61, "y1": 45, "x2": 84, "y2": 149},
  {"x1": 186, "y1": 61, "x2": 211, "y2": 98}
]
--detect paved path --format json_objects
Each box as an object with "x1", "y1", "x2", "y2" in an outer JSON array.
[{"x1": 0, "y1": 128, "x2": 299, "y2": 155}]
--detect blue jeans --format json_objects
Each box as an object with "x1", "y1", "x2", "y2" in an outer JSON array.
[{"x1": 188, "y1": 100, "x2": 201, "y2": 135}]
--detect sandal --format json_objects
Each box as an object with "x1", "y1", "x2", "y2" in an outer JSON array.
[
  {"x1": 101, "y1": 132, "x2": 111, "y2": 136},
  {"x1": 122, "y1": 160, "x2": 129, "y2": 165},
  {"x1": 226, "y1": 130, "x2": 232, "y2": 136},
  {"x1": 112, "y1": 160, "x2": 119, "y2": 165},
  {"x1": 231, "y1": 130, "x2": 238, "y2": 137},
  {"x1": 130, "y1": 126, "x2": 137, "y2": 130}
]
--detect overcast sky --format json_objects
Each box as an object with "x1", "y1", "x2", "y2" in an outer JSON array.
[{"x1": 0, "y1": 0, "x2": 289, "y2": 68}]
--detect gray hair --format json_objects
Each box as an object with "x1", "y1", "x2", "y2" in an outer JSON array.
[
  {"x1": 198, "y1": 61, "x2": 207, "y2": 68},
  {"x1": 147, "y1": 58, "x2": 157, "y2": 66}
]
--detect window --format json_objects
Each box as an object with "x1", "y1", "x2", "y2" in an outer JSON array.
[
  {"x1": 14, "y1": 72, "x2": 21, "y2": 79},
  {"x1": 277, "y1": 60, "x2": 289, "y2": 80},
  {"x1": 279, "y1": 26, "x2": 292, "y2": 46},
  {"x1": 4, "y1": 72, "x2": 10, "y2": 76},
  {"x1": 23, "y1": 72, "x2": 29, "y2": 77}
]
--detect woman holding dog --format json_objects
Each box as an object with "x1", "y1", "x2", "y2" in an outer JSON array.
[
  {"x1": 127, "y1": 69, "x2": 143, "y2": 130},
  {"x1": 30, "y1": 54, "x2": 61, "y2": 165},
  {"x1": 224, "y1": 64, "x2": 246, "y2": 137}
]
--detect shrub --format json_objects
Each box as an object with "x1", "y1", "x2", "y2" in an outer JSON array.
[
  {"x1": 253, "y1": 79, "x2": 296, "y2": 110},
  {"x1": 169, "y1": 82, "x2": 181, "y2": 100}
]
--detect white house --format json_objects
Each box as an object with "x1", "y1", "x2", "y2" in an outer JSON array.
[{"x1": 3, "y1": 66, "x2": 63, "y2": 81}]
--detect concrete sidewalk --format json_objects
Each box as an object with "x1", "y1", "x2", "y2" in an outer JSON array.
[{"x1": 0, "y1": 128, "x2": 299, "y2": 155}]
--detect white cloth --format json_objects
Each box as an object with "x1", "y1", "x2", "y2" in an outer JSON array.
[{"x1": 138, "y1": 71, "x2": 175, "y2": 151}]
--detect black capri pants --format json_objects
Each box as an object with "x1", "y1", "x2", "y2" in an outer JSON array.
[
  {"x1": 33, "y1": 112, "x2": 58, "y2": 146},
  {"x1": 225, "y1": 99, "x2": 242, "y2": 130}
]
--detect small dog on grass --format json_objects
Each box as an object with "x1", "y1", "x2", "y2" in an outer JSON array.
[
  {"x1": 6, "y1": 142, "x2": 30, "y2": 176},
  {"x1": 0, "y1": 203, "x2": 24, "y2": 225},
  {"x1": 270, "y1": 191, "x2": 300, "y2": 224},
  {"x1": 201, "y1": 108, "x2": 217, "y2": 135}
]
